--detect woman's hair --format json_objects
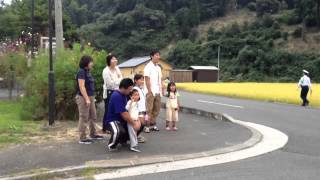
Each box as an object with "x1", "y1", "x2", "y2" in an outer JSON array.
[
  {"x1": 167, "y1": 81, "x2": 177, "y2": 97},
  {"x1": 79, "y1": 55, "x2": 93, "y2": 69},
  {"x1": 106, "y1": 54, "x2": 116, "y2": 66},
  {"x1": 129, "y1": 89, "x2": 140, "y2": 100},
  {"x1": 134, "y1": 74, "x2": 144, "y2": 85}
]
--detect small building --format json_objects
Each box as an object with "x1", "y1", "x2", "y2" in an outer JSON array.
[
  {"x1": 118, "y1": 56, "x2": 172, "y2": 79},
  {"x1": 170, "y1": 70, "x2": 193, "y2": 82},
  {"x1": 188, "y1": 66, "x2": 219, "y2": 82}
]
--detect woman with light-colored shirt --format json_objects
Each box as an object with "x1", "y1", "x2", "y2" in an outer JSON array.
[{"x1": 102, "y1": 54, "x2": 123, "y2": 132}]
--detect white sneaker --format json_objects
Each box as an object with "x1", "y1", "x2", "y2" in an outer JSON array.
[
  {"x1": 130, "y1": 146, "x2": 141, "y2": 153},
  {"x1": 144, "y1": 127, "x2": 150, "y2": 133}
]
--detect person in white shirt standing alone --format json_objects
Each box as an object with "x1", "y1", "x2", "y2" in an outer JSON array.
[
  {"x1": 298, "y1": 70, "x2": 312, "y2": 106},
  {"x1": 144, "y1": 50, "x2": 163, "y2": 133}
]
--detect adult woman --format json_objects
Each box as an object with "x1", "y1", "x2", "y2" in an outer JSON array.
[
  {"x1": 102, "y1": 54, "x2": 123, "y2": 132},
  {"x1": 76, "y1": 55, "x2": 103, "y2": 144}
]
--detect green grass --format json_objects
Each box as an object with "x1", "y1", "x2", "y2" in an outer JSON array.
[{"x1": 0, "y1": 100, "x2": 38, "y2": 146}]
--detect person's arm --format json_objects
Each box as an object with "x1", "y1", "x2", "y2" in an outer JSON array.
[
  {"x1": 144, "y1": 65, "x2": 152, "y2": 94},
  {"x1": 145, "y1": 76, "x2": 152, "y2": 94},
  {"x1": 297, "y1": 77, "x2": 302, "y2": 89},
  {"x1": 125, "y1": 100, "x2": 132, "y2": 111},
  {"x1": 78, "y1": 79, "x2": 91, "y2": 106},
  {"x1": 309, "y1": 79, "x2": 312, "y2": 95}
]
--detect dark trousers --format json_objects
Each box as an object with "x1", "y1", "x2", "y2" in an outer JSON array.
[
  {"x1": 106, "y1": 121, "x2": 144, "y2": 148},
  {"x1": 102, "y1": 90, "x2": 114, "y2": 131},
  {"x1": 300, "y1": 86, "x2": 309, "y2": 106}
]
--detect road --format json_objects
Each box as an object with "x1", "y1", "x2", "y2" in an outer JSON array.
[{"x1": 118, "y1": 91, "x2": 320, "y2": 180}]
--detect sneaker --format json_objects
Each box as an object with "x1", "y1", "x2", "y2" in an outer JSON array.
[
  {"x1": 144, "y1": 127, "x2": 150, "y2": 133},
  {"x1": 107, "y1": 145, "x2": 118, "y2": 152},
  {"x1": 166, "y1": 127, "x2": 171, "y2": 131},
  {"x1": 172, "y1": 127, "x2": 178, "y2": 131},
  {"x1": 151, "y1": 126, "x2": 160, "y2": 131},
  {"x1": 79, "y1": 139, "x2": 93, "y2": 145},
  {"x1": 90, "y1": 135, "x2": 104, "y2": 140},
  {"x1": 130, "y1": 146, "x2": 141, "y2": 153},
  {"x1": 138, "y1": 136, "x2": 146, "y2": 143}
]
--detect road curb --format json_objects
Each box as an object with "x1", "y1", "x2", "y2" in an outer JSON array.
[{"x1": 0, "y1": 104, "x2": 262, "y2": 180}]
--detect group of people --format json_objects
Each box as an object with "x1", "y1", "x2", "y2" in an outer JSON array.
[{"x1": 75, "y1": 50, "x2": 180, "y2": 153}]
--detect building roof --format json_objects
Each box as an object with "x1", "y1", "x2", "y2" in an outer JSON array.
[
  {"x1": 118, "y1": 56, "x2": 151, "y2": 68},
  {"x1": 188, "y1": 66, "x2": 219, "y2": 70}
]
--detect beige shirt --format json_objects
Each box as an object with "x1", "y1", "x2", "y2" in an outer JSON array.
[
  {"x1": 144, "y1": 61, "x2": 162, "y2": 96},
  {"x1": 102, "y1": 66, "x2": 122, "y2": 99}
]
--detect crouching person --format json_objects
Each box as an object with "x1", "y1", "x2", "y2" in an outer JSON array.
[{"x1": 105, "y1": 78, "x2": 142, "y2": 151}]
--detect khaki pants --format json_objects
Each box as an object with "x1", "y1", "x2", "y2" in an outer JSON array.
[
  {"x1": 146, "y1": 93, "x2": 161, "y2": 126},
  {"x1": 76, "y1": 95, "x2": 97, "y2": 140}
]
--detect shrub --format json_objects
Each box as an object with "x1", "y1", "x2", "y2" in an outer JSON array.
[
  {"x1": 0, "y1": 51, "x2": 28, "y2": 88},
  {"x1": 292, "y1": 27, "x2": 303, "y2": 38},
  {"x1": 247, "y1": 2, "x2": 256, "y2": 11},
  {"x1": 282, "y1": 32, "x2": 289, "y2": 40},
  {"x1": 276, "y1": 10, "x2": 301, "y2": 25},
  {"x1": 21, "y1": 44, "x2": 108, "y2": 120},
  {"x1": 256, "y1": 0, "x2": 280, "y2": 17}
]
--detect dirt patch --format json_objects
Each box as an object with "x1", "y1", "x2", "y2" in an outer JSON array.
[{"x1": 1, "y1": 120, "x2": 107, "y2": 149}]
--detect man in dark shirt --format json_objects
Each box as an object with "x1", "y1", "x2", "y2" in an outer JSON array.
[{"x1": 106, "y1": 78, "x2": 141, "y2": 151}]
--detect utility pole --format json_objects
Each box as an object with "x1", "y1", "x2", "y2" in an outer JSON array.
[
  {"x1": 55, "y1": 0, "x2": 64, "y2": 50},
  {"x1": 217, "y1": 45, "x2": 220, "y2": 82},
  {"x1": 48, "y1": 0, "x2": 55, "y2": 126},
  {"x1": 31, "y1": 0, "x2": 35, "y2": 58}
]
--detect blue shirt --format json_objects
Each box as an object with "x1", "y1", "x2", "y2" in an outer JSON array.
[
  {"x1": 76, "y1": 68, "x2": 95, "y2": 96},
  {"x1": 105, "y1": 90, "x2": 128, "y2": 124}
]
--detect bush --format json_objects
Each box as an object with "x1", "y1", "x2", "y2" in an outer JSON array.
[
  {"x1": 304, "y1": 15, "x2": 317, "y2": 27},
  {"x1": 292, "y1": 27, "x2": 302, "y2": 38},
  {"x1": 282, "y1": 32, "x2": 289, "y2": 40},
  {"x1": 247, "y1": 2, "x2": 256, "y2": 11},
  {"x1": 261, "y1": 14, "x2": 275, "y2": 28},
  {"x1": 21, "y1": 44, "x2": 108, "y2": 120},
  {"x1": 276, "y1": 10, "x2": 301, "y2": 25},
  {"x1": 0, "y1": 51, "x2": 28, "y2": 88},
  {"x1": 256, "y1": 0, "x2": 280, "y2": 17}
]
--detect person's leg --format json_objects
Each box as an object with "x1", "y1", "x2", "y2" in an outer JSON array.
[
  {"x1": 305, "y1": 87, "x2": 309, "y2": 105},
  {"x1": 166, "y1": 107, "x2": 172, "y2": 130},
  {"x1": 88, "y1": 96, "x2": 97, "y2": 137},
  {"x1": 146, "y1": 93, "x2": 155, "y2": 132},
  {"x1": 151, "y1": 95, "x2": 161, "y2": 130},
  {"x1": 301, "y1": 87, "x2": 308, "y2": 106},
  {"x1": 128, "y1": 124, "x2": 138, "y2": 148},
  {"x1": 172, "y1": 109, "x2": 178, "y2": 130},
  {"x1": 76, "y1": 95, "x2": 90, "y2": 141},
  {"x1": 106, "y1": 121, "x2": 121, "y2": 149}
]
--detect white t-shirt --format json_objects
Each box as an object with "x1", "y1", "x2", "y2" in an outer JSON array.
[
  {"x1": 144, "y1": 61, "x2": 162, "y2": 96},
  {"x1": 298, "y1": 75, "x2": 312, "y2": 87},
  {"x1": 133, "y1": 86, "x2": 146, "y2": 112},
  {"x1": 102, "y1": 66, "x2": 122, "y2": 99},
  {"x1": 126, "y1": 100, "x2": 139, "y2": 121}
]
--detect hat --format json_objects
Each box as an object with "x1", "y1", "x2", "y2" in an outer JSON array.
[{"x1": 303, "y1": 69, "x2": 309, "y2": 74}]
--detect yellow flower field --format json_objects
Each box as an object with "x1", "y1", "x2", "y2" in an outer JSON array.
[{"x1": 177, "y1": 83, "x2": 320, "y2": 107}]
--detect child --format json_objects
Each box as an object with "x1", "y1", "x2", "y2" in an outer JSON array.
[
  {"x1": 166, "y1": 82, "x2": 180, "y2": 131},
  {"x1": 126, "y1": 89, "x2": 142, "y2": 152},
  {"x1": 133, "y1": 74, "x2": 146, "y2": 142}
]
